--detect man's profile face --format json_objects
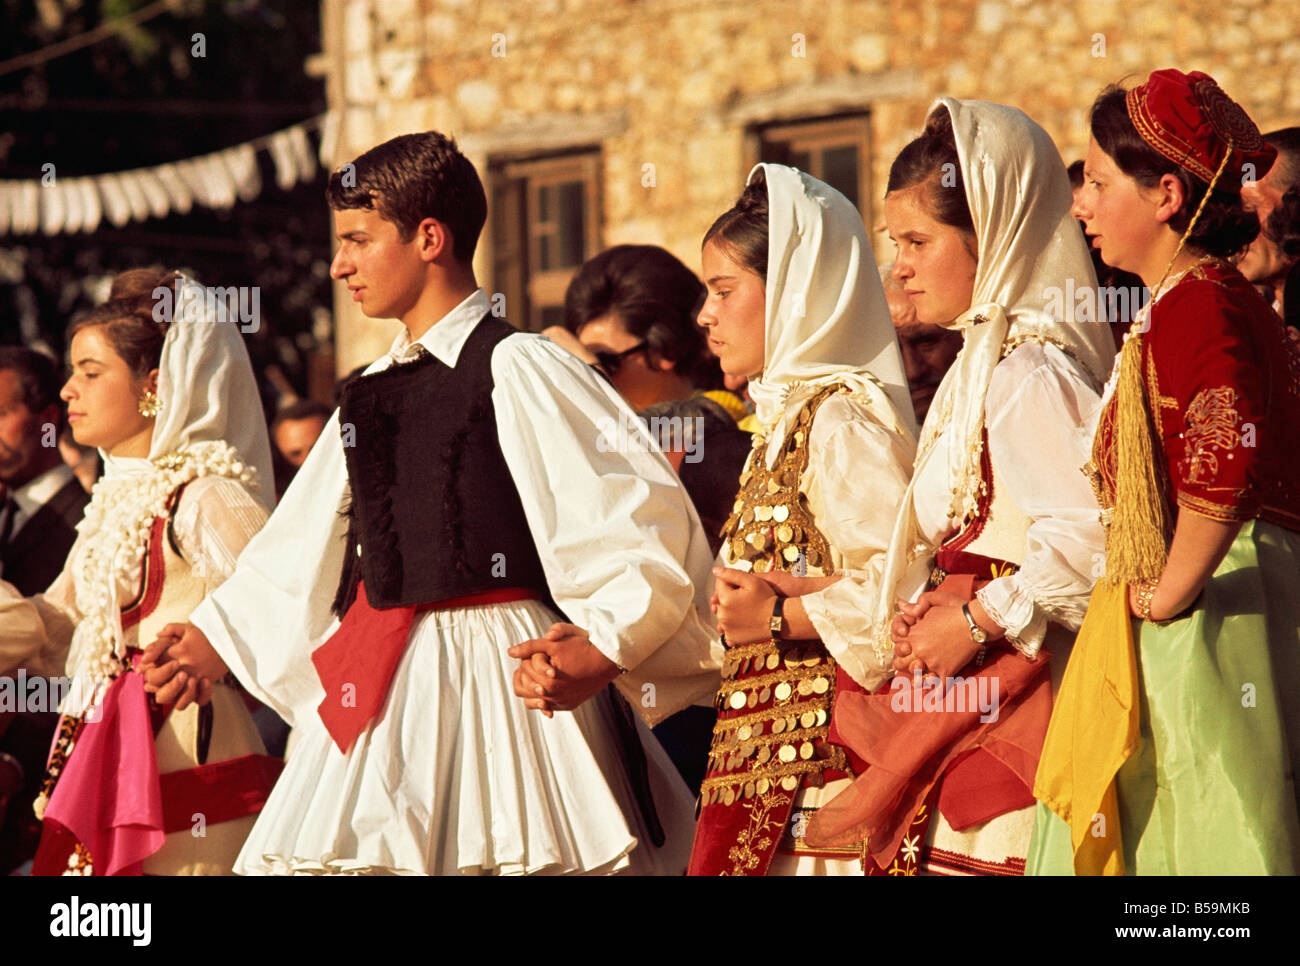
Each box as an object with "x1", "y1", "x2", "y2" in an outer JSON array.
[
  {"x1": 274, "y1": 415, "x2": 328, "y2": 468},
  {"x1": 0, "y1": 369, "x2": 49, "y2": 488},
  {"x1": 1238, "y1": 160, "x2": 1295, "y2": 289},
  {"x1": 329, "y1": 207, "x2": 427, "y2": 321}
]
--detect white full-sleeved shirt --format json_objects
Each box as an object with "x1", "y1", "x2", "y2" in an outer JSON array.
[
  {"x1": 727, "y1": 385, "x2": 916, "y2": 690},
  {"x1": 919, "y1": 342, "x2": 1104, "y2": 653},
  {"x1": 189, "y1": 288, "x2": 722, "y2": 730},
  {"x1": 802, "y1": 342, "x2": 1105, "y2": 675}
]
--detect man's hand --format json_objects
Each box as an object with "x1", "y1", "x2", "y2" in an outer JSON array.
[
  {"x1": 713, "y1": 566, "x2": 777, "y2": 645},
  {"x1": 139, "y1": 622, "x2": 228, "y2": 711},
  {"x1": 507, "y1": 622, "x2": 621, "y2": 716}
]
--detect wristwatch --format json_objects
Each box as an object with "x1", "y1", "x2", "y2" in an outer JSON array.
[
  {"x1": 769, "y1": 597, "x2": 786, "y2": 639},
  {"x1": 961, "y1": 603, "x2": 988, "y2": 644}
]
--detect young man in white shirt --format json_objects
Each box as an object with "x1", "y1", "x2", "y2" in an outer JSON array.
[{"x1": 141, "y1": 131, "x2": 719, "y2": 875}]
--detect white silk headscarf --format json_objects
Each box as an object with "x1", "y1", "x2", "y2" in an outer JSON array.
[
  {"x1": 861, "y1": 98, "x2": 1116, "y2": 673},
  {"x1": 744, "y1": 163, "x2": 917, "y2": 452},
  {"x1": 100, "y1": 275, "x2": 275, "y2": 493},
  {"x1": 65, "y1": 275, "x2": 275, "y2": 693}
]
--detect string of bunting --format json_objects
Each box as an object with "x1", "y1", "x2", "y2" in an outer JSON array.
[{"x1": 0, "y1": 111, "x2": 341, "y2": 237}]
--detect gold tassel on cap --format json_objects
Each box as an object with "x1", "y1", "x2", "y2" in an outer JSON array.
[{"x1": 1102, "y1": 146, "x2": 1234, "y2": 586}]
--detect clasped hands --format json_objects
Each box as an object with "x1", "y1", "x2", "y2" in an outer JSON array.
[
  {"x1": 509, "y1": 623, "x2": 622, "y2": 718},
  {"x1": 136, "y1": 622, "x2": 230, "y2": 711},
  {"x1": 891, "y1": 590, "x2": 1002, "y2": 679}
]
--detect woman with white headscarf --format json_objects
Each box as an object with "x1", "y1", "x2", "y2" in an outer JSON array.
[
  {"x1": 0, "y1": 270, "x2": 280, "y2": 875},
  {"x1": 794, "y1": 101, "x2": 1116, "y2": 875},
  {"x1": 688, "y1": 163, "x2": 917, "y2": 876}
]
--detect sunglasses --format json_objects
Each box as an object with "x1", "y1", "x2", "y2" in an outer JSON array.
[{"x1": 593, "y1": 341, "x2": 648, "y2": 375}]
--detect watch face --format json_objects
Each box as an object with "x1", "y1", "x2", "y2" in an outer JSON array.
[{"x1": 963, "y1": 605, "x2": 987, "y2": 644}]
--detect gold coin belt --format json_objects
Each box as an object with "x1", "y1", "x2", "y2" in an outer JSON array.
[{"x1": 700, "y1": 638, "x2": 849, "y2": 807}]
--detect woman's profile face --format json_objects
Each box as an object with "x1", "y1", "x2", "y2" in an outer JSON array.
[
  {"x1": 698, "y1": 239, "x2": 766, "y2": 379},
  {"x1": 61, "y1": 325, "x2": 157, "y2": 458},
  {"x1": 885, "y1": 182, "x2": 978, "y2": 327},
  {"x1": 1072, "y1": 137, "x2": 1168, "y2": 283}
]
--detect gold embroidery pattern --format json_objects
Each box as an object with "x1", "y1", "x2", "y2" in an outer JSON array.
[
  {"x1": 1177, "y1": 489, "x2": 1252, "y2": 523},
  {"x1": 724, "y1": 788, "x2": 792, "y2": 875},
  {"x1": 719, "y1": 384, "x2": 843, "y2": 575},
  {"x1": 700, "y1": 637, "x2": 847, "y2": 805},
  {"x1": 703, "y1": 385, "x2": 849, "y2": 813},
  {"x1": 881, "y1": 803, "x2": 930, "y2": 876},
  {"x1": 61, "y1": 841, "x2": 93, "y2": 876},
  {"x1": 1182, "y1": 386, "x2": 1240, "y2": 486},
  {"x1": 33, "y1": 713, "x2": 82, "y2": 820}
]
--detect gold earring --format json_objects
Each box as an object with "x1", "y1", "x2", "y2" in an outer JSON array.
[{"x1": 138, "y1": 390, "x2": 162, "y2": 418}]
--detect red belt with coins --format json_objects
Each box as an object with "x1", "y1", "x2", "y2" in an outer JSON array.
[{"x1": 685, "y1": 636, "x2": 853, "y2": 876}]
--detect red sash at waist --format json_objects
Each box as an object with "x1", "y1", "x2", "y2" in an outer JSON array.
[
  {"x1": 311, "y1": 580, "x2": 541, "y2": 753},
  {"x1": 806, "y1": 558, "x2": 1051, "y2": 870},
  {"x1": 159, "y1": 753, "x2": 283, "y2": 833}
]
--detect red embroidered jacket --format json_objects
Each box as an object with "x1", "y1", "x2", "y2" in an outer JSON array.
[{"x1": 1142, "y1": 259, "x2": 1300, "y2": 530}]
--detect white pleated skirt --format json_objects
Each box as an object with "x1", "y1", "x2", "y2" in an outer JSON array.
[{"x1": 233, "y1": 599, "x2": 696, "y2": 875}]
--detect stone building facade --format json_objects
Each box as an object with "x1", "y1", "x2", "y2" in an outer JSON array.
[{"x1": 311, "y1": 0, "x2": 1300, "y2": 372}]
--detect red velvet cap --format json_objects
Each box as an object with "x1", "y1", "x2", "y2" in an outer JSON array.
[{"x1": 1126, "y1": 69, "x2": 1276, "y2": 192}]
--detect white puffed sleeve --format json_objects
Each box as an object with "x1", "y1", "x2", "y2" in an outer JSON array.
[
  {"x1": 170, "y1": 476, "x2": 271, "y2": 592},
  {"x1": 491, "y1": 333, "x2": 722, "y2": 721},
  {"x1": 796, "y1": 394, "x2": 915, "y2": 689},
  {"x1": 189, "y1": 412, "x2": 351, "y2": 729},
  {"x1": 974, "y1": 342, "x2": 1105, "y2": 656},
  {"x1": 0, "y1": 546, "x2": 81, "y2": 678}
]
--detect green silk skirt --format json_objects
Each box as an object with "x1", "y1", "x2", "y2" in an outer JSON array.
[{"x1": 1028, "y1": 519, "x2": 1300, "y2": 875}]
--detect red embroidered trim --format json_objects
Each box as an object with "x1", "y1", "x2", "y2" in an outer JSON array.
[{"x1": 120, "y1": 516, "x2": 168, "y2": 632}]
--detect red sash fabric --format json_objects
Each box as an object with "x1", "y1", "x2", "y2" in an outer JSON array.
[
  {"x1": 311, "y1": 580, "x2": 540, "y2": 753},
  {"x1": 159, "y1": 753, "x2": 283, "y2": 832},
  {"x1": 35, "y1": 672, "x2": 165, "y2": 876},
  {"x1": 805, "y1": 554, "x2": 1052, "y2": 872}
]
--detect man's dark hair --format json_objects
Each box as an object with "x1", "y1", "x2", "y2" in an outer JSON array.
[
  {"x1": 1067, "y1": 159, "x2": 1085, "y2": 190},
  {"x1": 1264, "y1": 127, "x2": 1300, "y2": 189},
  {"x1": 271, "y1": 398, "x2": 332, "y2": 432},
  {"x1": 0, "y1": 346, "x2": 62, "y2": 418},
  {"x1": 325, "y1": 131, "x2": 487, "y2": 262}
]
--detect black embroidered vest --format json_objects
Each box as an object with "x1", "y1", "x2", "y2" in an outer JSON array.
[{"x1": 332, "y1": 314, "x2": 551, "y2": 614}]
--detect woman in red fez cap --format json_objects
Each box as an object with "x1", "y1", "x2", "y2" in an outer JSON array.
[{"x1": 1033, "y1": 69, "x2": 1300, "y2": 875}]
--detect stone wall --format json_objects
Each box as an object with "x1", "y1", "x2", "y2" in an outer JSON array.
[{"x1": 317, "y1": 0, "x2": 1300, "y2": 371}]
